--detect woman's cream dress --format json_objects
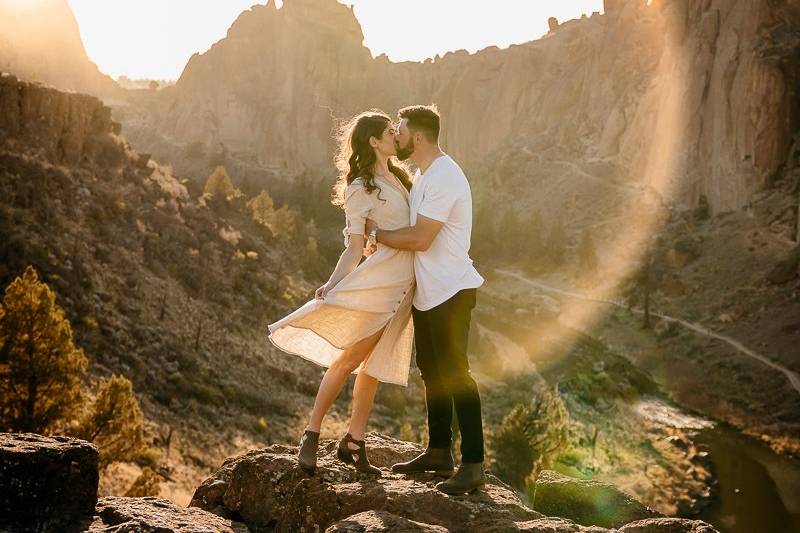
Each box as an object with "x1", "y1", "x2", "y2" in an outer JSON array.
[{"x1": 267, "y1": 174, "x2": 415, "y2": 386}]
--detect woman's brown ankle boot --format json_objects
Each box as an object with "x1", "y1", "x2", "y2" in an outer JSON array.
[
  {"x1": 297, "y1": 429, "x2": 320, "y2": 474},
  {"x1": 336, "y1": 433, "x2": 381, "y2": 476}
]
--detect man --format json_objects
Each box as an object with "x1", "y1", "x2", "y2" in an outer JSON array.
[{"x1": 365, "y1": 104, "x2": 486, "y2": 495}]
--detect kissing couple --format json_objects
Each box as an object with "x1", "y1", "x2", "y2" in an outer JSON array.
[{"x1": 268, "y1": 104, "x2": 486, "y2": 495}]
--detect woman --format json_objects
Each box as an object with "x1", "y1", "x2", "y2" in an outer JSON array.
[{"x1": 267, "y1": 110, "x2": 414, "y2": 476}]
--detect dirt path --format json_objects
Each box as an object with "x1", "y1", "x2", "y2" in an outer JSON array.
[{"x1": 495, "y1": 268, "x2": 800, "y2": 396}]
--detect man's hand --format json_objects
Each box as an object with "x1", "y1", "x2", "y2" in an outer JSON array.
[{"x1": 363, "y1": 218, "x2": 378, "y2": 256}]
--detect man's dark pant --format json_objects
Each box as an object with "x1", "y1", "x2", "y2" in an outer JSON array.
[{"x1": 412, "y1": 288, "x2": 484, "y2": 463}]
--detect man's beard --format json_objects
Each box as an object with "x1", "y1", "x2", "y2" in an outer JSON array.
[{"x1": 395, "y1": 137, "x2": 415, "y2": 161}]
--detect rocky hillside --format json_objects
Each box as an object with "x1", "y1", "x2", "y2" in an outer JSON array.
[
  {"x1": 0, "y1": 73, "x2": 328, "y2": 501},
  {"x1": 0, "y1": 0, "x2": 120, "y2": 97}
]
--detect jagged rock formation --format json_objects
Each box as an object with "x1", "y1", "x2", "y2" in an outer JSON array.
[
  {"x1": 190, "y1": 433, "x2": 719, "y2": 533},
  {"x1": 135, "y1": 0, "x2": 800, "y2": 215},
  {"x1": 0, "y1": 0, "x2": 119, "y2": 97}
]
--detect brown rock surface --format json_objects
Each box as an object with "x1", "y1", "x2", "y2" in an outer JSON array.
[
  {"x1": 617, "y1": 517, "x2": 720, "y2": 533},
  {"x1": 190, "y1": 433, "x2": 719, "y2": 533},
  {"x1": 87, "y1": 496, "x2": 250, "y2": 533},
  {"x1": 0, "y1": 433, "x2": 99, "y2": 531},
  {"x1": 0, "y1": 74, "x2": 122, "y2": 166}
]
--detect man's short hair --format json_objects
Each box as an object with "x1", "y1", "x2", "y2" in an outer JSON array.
[{"x1": 398, "y1": 104, "x2": 440, "y2": 142}]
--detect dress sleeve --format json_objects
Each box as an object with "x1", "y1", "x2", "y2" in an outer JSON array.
[{"x1": 342, "y1": 180, "x2": 373, "y2": 247}]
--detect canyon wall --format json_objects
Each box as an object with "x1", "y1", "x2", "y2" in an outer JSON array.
[
  {"x1": 0, "y1": 73, "x2": 121, "y2": 166},
  {"x1": 1, "y1": 0, "x2": 796, "y2": 214},
  {"x1": 146, "y1": 0, "x2": 800, "y2": 214}
]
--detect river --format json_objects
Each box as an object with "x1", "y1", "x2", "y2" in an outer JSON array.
[{"x1": 694, "y1": 424, "x2": 800, "y2": 533}]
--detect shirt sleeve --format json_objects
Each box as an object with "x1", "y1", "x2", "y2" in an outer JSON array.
[
  {"x1": 342, "y1": 180, "x2": 373, "y2": 246},
  {"x1": 417, "y1": 174, "x2": 457, "y2": 223}
]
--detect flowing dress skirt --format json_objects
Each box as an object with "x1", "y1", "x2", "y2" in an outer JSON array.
[{"x1": 267, "y1": 245, "x2": 415, "y2": 386}]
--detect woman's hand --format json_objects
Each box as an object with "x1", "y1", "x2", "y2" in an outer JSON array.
[{"x1": 314, "y1": 282, "x2": 332, "y2": 300}]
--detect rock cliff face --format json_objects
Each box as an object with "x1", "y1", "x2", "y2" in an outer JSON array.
[
  {"x1": 0, "y1": 0, "x2": 120, "y2": 97},
  {"x1": 145, "y1": 0, "x2": 799, "y2": 214},
  {"x1": 0, "y1": 73, "x2": 122, "y2": 166}
]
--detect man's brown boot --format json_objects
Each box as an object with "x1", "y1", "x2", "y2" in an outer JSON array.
[{"x1": 391, "y1": 447, "x2": 454, "y2": 476}]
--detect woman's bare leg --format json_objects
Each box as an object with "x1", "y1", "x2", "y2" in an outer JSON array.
[
  {"x1": 306, "y1": 327, "x2": 385, "y2": 433},
  {"x1": 348, "y1": 370, "x2": 378, "y2": 442}
]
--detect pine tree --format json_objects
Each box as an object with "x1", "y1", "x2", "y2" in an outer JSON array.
[
  {"x1": 73, "y1": 374, "x2": 146, "y2": 468},
  {"x1": 203, "y1": 165, "x2": 239, "y2": 201},
  {"x1": 273, "y1": 205, "x2": 297, "y2": 242},
  {"x1": 491, "y1": 388, "x2": 569, "y2": 490},
  {"x1": 0, "y1": 266, "x2": 88, "y2": 433},
  {"x1": 247, "y1": 190, "x2": 277, "y2": 232}
]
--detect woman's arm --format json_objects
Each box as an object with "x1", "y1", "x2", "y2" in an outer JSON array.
[{"x1": 315, "y1": 235, "x2": 365, "y2": 299}]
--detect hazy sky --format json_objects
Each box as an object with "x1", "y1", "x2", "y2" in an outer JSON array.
[{"x1": 67, "y1": 0, "x2": 604, "y2": 80}]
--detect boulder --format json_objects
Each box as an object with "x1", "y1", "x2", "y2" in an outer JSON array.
[
  {"x1": 0, "y1": 433, "x2": 99, "y2": 531},
  {"x1": 87, "y1": 496, "x2": 250, "y2": 532},
  {"x1": 532, "y1": 469, "x2": 660, "y2": 528}
]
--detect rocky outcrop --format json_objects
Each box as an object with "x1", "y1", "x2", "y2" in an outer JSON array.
[
  {"x1": 0, "y1": 73, "x2": 123, "y2": 167},
  {"x1": 0, "y1": 433, "x2": 250, "y2": 532},
  {"x1": 190, "y1": 433, "x2": 719, "y2": 533},
  {"x1": 0, "y1": 433, "x2": 99, "y2": 531},
  {"x1": 0, "y1": 0, "x2": 120, "y2": 97},
  {"x1": 189, "y1": 433, "x2": 543, "y2": 532},
  {"x1": 532, "y1": 470, "x2": 659, "y2": 528},
  {"x1": 0, "y1": 431, "x2": 720, "y2": 533},
  {"x1": 87, "y1": 496, "x2": 250, "y2": 532},
  {"x1": 133, "y1": 0, "x2": 800, "y2": 215}
]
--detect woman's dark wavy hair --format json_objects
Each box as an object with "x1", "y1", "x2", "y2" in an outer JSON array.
[{"x1": 332, "y1": 110, "x2": 412, "y2": 207}]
